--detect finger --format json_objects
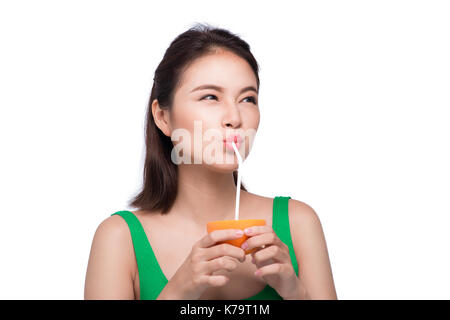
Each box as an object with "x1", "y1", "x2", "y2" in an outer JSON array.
[
  {"x1": 208, "y1": 275, "x2": 229, "y2": 287},
  {"x1": 242, "y1": 231, "x2": 284, "y2": 251},
  {"x1": 204, "y1": 243, "x2": 246, "y2": 263},
  {"x1": 250, "y1": 247, "x2": 263, "y2": 264},
  {"x1": 255, "y1": 263, "x2": 286, "y2": 277},
  {"x1": 204, "y1": 256, "x2": 239, "y2": 274},
  {"x1": 244, "y1": 225, "x2": 273, "y2": 236},
  {"x1": 198, "y1": 229, "x2": 244, "y2": 249},
  {"x1": 253, "y1": 245, "x2": 289, "y2": 265},
  {"x1": 195, "y1": 274, "x2": 230, "y2": 287}
]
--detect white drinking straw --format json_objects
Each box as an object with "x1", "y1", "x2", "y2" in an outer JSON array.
[{"x1": 231, "y1": 141, "x2": 243, "y2": 221}]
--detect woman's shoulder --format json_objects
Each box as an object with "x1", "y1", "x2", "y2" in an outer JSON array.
[
  {"x1": 249, "y1": 192, "x2": 321, "y2": 233},
  {"x1": 244, "y1": 191, "x2": 315, "y2": 213},
  {"x1": 90, "y1": 214, "x2": 137, "y2": 262},
  {"x1": 286, "y1": 198, "x2": 321, "y2": 227},
  {"x1": 95, "y1": 213, "x2": 133, "y2": 239},
  {"x1": 242, "y1": 190, "x2": 274, "y2": 205},
  {"x1": 90, "y1": 213, "x2": 140, "y2": 271},
  {"x1": 84, "y1": 214, "x2": 137, "y2": 299},
  {"x1": 242, "y1": 192, "x2": 317, "y2": 222}
]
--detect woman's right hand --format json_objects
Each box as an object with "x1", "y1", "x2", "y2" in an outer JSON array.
[{"x1": 159, "y1": 229, "x2": 246, "y2": 300}]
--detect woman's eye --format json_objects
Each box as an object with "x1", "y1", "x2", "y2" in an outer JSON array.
[
  {"x1": 201, "y1": 94, "x2": 217, "y2": 101},
  {"x1": 200, "y1": 95, "x2": 257, "y2": 104},
  {"x1": 243, "y1": 96, "x2": 257, "y2": 104}
]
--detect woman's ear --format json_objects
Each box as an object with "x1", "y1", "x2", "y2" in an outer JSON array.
[{"x1": 151, "y1": 99, "x2": 172, "y2": 137}]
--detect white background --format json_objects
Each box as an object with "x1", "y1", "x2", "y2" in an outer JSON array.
[{"x1": 1, "y1": 0, "x2": 449, "y2": 299}]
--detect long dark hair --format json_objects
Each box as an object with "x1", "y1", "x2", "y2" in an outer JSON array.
[{"x1": 128, "y1": 23, "x2": 260, "y2": 214}]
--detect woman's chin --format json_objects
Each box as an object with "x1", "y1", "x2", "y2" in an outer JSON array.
[
  {"x1": 187, "y1": 148, "x2": 246, "y2": 172},
  {"x1": 202, "y1": 159, "x2": 239, "y2": 173}
]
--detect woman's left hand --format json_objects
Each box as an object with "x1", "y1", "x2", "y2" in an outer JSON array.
[{"x1": 241, "y1": 225, "x2": 309, "y2": 300}]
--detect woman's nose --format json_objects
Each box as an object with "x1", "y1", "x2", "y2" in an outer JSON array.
[{"x1": 222, "y1": 102, "x2": 242, "y2": 128}]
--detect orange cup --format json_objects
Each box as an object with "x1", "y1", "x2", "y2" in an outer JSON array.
[{"x1": 206, "y1": 219, "x2": 266, "y2": 255}]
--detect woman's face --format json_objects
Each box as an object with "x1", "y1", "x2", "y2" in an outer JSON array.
[{"x1": 166, "y1": 49, "x2": 260, "y2": 172}]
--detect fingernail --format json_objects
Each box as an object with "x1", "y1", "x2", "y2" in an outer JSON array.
[
  {"x1": 244, "y1": 228, "x2": 252, "y2": 235},
  {"x1": 241, "y1": 242, "x2": 248, "y2": 249},
  {"x1": 236, "y1": 230, "x2": 244, "y2": 237},
  {"x1": 255, "y1": 269, "x2": 262, "y2": 276}
]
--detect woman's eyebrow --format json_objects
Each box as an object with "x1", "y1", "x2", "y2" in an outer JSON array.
[{"x1": 190, "y1": 84, "x2": 258, "y2": 95}]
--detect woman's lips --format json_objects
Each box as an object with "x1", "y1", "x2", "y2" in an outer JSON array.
[
  {"x1": 224, "y1": 140, "x2": 241, "y2": 151},
  {"x1": 223, "y1": 135, "x2": 242, "y2": 151}
]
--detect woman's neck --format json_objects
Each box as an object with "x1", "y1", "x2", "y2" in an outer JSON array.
[{"x1": 169, "y1": 164, "x2": 245, "y2": 227}]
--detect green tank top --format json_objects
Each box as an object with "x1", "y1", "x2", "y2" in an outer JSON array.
[{"x1": 111, "y1": 196, "x2": 299, "y2": 300}]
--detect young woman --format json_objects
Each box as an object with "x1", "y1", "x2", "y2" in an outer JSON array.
[{"x1": 84, "y1": 23, "x2": 337, "y2": 300}]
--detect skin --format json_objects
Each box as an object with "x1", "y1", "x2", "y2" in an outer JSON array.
[
  {"x1": 84, "y1": 48, "x2": 338, "y2": 299},
  {"x1": 154, "y1": 48, "x2": 261, "y2": 227}
]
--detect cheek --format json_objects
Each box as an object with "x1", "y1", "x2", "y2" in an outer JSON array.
[
  {"x1": 173, "y1": 102, "x2": 219, "y2": 129},
  {"x1": 242, "y1": 110, "x2": 260, "y2": 156},
  {"x1": 250, "y1": 109, "x2": 261, "y2": 129},
  {"x1": 169, "y1": 101, "x2": 260, "y2": 162},
  {"x1": 241, "y1": 106, "x2": 260, "y2": 128},
  {"x1": 170, "y1": 109, "x2": 223, "y2": 163},
  {"x1": 170, "y1": 113, "x2": 205, "y2": 145},
  {"x1": 242, "y1": 109, "x2": 260, "y2": 134}
]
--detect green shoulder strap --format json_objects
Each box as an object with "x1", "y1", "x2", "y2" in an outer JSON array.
[
  {"x1": 272, "y1": 196, "x2": 299, "y2": 277},
  {"x1": 111, "y1": 210, "x2": 168, "y2": 300}
]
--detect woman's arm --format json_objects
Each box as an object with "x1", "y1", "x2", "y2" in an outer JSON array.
[
  {"x1": 84, "y1": 215, "x2": 136, "y2": 299},
  {"x1": 289, "y1": 199, "x2": 338, "y2": 299}
]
